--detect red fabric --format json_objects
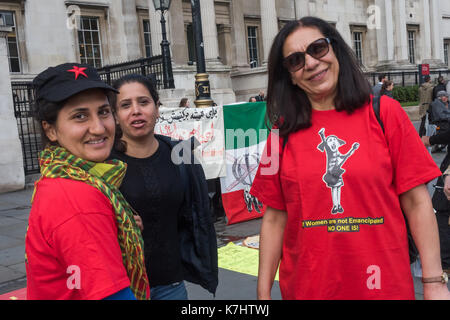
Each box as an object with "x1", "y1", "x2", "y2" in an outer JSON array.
[
  {"x1": 222, "y1": 190, "x2": 266, "y2": 225},
  {"x1": 251, "y1": 97, "x2": 441, "y2": 300},
  {"x1": 25, "y1": 178, "x2": 130, "y2": 300}
]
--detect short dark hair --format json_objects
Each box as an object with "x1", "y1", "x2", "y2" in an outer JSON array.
[
  {"x1": 266, "y1": 16, "x2": 371, "y2": 137},
  {"x1": 110, "y1": 74, "x2": 160, "y2": 153},
  {"x1": 33, "y1": 98, "x2": 64, "y2": 147},
  {"x1": 378, "y1": 74, "x2": 387, "y2": 82},
  {"x1": 424, "y1": 75, "x2": 431, "y2": 82}
]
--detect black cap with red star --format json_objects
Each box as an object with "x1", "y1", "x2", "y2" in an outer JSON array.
[{"x1": 33, "y1": 63, "x2": 118, "y2": 103}]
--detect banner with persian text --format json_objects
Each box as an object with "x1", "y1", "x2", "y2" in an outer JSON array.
[{"x1": 155, "y1": 106, "x2": 226, "y2": 180}]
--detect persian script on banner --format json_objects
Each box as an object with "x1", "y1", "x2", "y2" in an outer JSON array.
[{"x1": 155, "y1": 106, "x2": 226, "y2": 180}]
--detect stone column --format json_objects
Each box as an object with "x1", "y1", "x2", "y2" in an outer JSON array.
[
  {"x1": 121, "y1": 0, "x2": 141, "y2": 60},
  {"x1": 230, "y1": 0, "x2": 249, "y2": 70},
  {"x1": 24, "y1": 0, "x2": 76, "y2": 73},
  {"x1": 429, "y1": 0, "x2": 443, "y2": 62},
  {"x1": 394, "y1": 0, "x2": 409, "y2": 64},
  {"x1": 260, "y1": 0, "x2": 278, "y2": 65},
  {"x1": 374, "y1": 0, "x2": 395, "y2": 68},
  {"x1": 200, "y1": 0, "x2": 221, "y2": 64},
  {"x1": 422, "y1": 0, "x2": 432, "y2": 61},
  {"x1": 294, "y1": 0, "x2": 309, "y2": 19},
  {"x1": 168, "y1": 0, "x2": 188, "y2": 65},
  {"x1": 148, "y1": 0, "x2": 162, "y2": 55},
  {"x1": 0, "y1": 26, "x2": 25, "y2": 193}
]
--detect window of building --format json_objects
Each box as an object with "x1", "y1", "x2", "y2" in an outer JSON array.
[
  {"x1": 444, "y1": 41, "x2": 450, "y2": 67},
  {"x1": 186, "y1": 23, "x2": 196, "y2": 64},
  {"x1": 77, "y1": 16, "x2": 103, "y2": 68},
  {"x1": 247, "y1": 26, "x2": 259, "y2": 68},
  {"x1": 0, "y1": 10, "x2": 20, "y2": 72},
  {"x1": 352, "y1": 31, "x2": 363, "y2": 65},
  {"x1": 408, "y1": 30, "x2": 416, "y2": 64},
  {"x1": 143, "y1": 19, "x2": 152, "y2": 58}
]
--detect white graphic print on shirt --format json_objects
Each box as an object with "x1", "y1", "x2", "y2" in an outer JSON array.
[{"x1": 317, "y1": 128, "x2": 360, "y2": 214}]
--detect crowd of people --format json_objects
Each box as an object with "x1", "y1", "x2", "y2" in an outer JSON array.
[{"x1": 23, "y1": 15, "x2": 449, "y2": 300}]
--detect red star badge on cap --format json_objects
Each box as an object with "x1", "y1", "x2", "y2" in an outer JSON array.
[{"x1": 67, "y1": 66, "x2": 88, "y2": 80}]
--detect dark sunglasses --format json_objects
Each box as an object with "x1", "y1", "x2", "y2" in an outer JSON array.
[{"x1": 283, "y1": 38, "x2": 331, "y2": 72}]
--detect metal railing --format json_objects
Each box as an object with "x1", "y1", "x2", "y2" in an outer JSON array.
[
  {"x1": 365, "y1": 70, "x2": 450, "y2": 87},
  {"x1": 97, "y1": 55, "x2": 164, "y2": 89},
  {"x1": 11, "y1": 82, "x2": 42, "y2": 175}
]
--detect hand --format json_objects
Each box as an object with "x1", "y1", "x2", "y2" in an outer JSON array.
[
  {"x1": 423, "y1": 282, "x2": 450, "y2": 300},
  {"x1": 422, "y1": 136, "x2": 431, "y2": 147},
  {"x1": 444, "y1": 175, "x2": 450, "y2": 200},
  {"x1": 134, "y1": 215, "x2": 144, "y2": 232}
]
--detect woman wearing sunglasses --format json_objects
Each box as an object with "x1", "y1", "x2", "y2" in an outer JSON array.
[
  {"x1": 251, "y1": 17, "x2": 449, "y2": 299},
  {"x1": 25, "y1": 63, "x2": 149, "y2": 300}
]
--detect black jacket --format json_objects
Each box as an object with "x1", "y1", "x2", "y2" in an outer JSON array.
[
  {"x1": 156, "y1": 134, "x2": 219, "y2": 295},
  {"x1": 430, "y1": 130, "x2": 450, "y2": 214}
]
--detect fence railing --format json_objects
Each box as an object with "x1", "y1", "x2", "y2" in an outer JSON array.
[
  {"x1": 11, "y1": 82, "x2": 42, "y2": 175},
  {"x1": 97, "y1": 55, "x2": 164, "y2": 89},
  {"x1": 365, "y1": 70, "x2": 450, "y2": 87}
]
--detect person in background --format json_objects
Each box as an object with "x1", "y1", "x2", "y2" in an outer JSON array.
[
  {"x1": 429, "y1": 91, "x2": 450, "y2": 154},
  {"x1": 419, "y1": 75, "x2": 435, "y2": 137},
  {"x1": 109, "y1": 74, "x2": 218, "y2": 300},
  {"x1": 433, "y1": 76, "x2": 447, "y2": 101},
  {"x1": 380, "y1": 80, "x2": 394, "y2": 98},
  {"x1": 255, "y1": 90, "x2": 266, "y2": 102},
  {"x1": 251, "y1": 16, "x2": 449, "y2": 300},
  {"x1": 422, "y1": 131, "x2": 450, "y2": 276},
  {"x1": 26, "y1": 63, "x2": 149, "y2": 300},
  {"x1": 372, "y1": 74, "x2": 387, "y2": 98},
  {"x1": 179, "y1": 97, "x2": 190, "y2": 108},
  {"x1": 249, "y1": 96, "x2": 257, "y2": 102}
]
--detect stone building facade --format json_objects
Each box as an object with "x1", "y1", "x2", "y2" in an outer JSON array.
[{"x1": 1, "y1": 0, "x2": 450, "y2": 191}]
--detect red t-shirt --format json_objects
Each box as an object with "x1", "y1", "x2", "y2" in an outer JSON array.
[
  {"x1": 251, "y1": 97, "x2": 441, "y2": 300},
  {"x1": 25, "y1": 177, "x2": 131, "y2": 300}
]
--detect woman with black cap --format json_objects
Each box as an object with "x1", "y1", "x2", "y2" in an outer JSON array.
[{"x1": 25, "y1": 63, "x2": 149, "y2": 300}]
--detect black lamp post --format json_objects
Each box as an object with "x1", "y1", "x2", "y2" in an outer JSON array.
[
  {"x1": 153, "y1": 0, "x2": 175, "y2": 89},
  {"x1": 191, "y1": 0, "x2": 213, "y2": 108}
]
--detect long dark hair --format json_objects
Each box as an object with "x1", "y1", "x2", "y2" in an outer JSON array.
[
  {"x1": 266, "y1": 16, "x2": 371, "y2": 137},
  {"x1": 110, "y1": 74, "x2": 160, "y2": 153}
]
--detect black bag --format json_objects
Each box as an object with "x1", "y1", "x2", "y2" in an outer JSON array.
[{"x1": 372, "y1": 96, "x2": 419, "y2": 264}]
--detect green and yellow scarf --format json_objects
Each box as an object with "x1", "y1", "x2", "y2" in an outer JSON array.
[{"x1": 33, "y1": 145, "x2": 149, "y2": 300}]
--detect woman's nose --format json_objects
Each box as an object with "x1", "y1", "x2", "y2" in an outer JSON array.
[
  {"x1": 89, "y1": 116, "x2": 106, "y2": 135},
  {"x1": 304, "y1": 53, "x2": 320, "y2": 70}
]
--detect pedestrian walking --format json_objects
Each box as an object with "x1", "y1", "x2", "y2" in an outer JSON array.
[
  {"x1": 433, "y1": 76, "x2": 447, "y2": 101},
  {"x1": 372, "y1": 74, "x2": 387, "y2": 98},
  {"x1": 109, "y1": 74, "x2": 218, "y2": 300},
  {"x1": 380, "y1": 80, "x2": 394, "y2": 98},
  {"x1": 251, "y1": 16, "x2": 449, "y2": 300},
  {"x1": 418, "y1": 75, "x2": 435, "y2": 137},
  {"x1": 26, "y1": 63, "x2": 149, "y2": 300}
]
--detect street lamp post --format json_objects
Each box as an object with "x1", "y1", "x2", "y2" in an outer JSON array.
[
  {"x1": 153, "y1": 0, "x2": 175, "y2": 89},
  {"x1": 191, "y1": 0, "x2": 213, "y2": 108}
]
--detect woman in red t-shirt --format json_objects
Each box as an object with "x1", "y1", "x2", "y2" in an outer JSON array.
[
  {"x1": 25, "y1": 63, "x2": 149, "y2": 300},
  {"x1": 251, "y1": 17, "x2": 449, "y2": 300}
]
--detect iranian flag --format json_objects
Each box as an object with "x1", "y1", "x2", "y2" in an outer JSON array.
[{"x1": 220, "y1": 101, "x2": 269, "y2": 225}]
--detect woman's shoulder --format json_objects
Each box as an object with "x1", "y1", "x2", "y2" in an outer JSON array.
[{"x1": 34, "y1": 177, "x2": 112, "y2": 213}]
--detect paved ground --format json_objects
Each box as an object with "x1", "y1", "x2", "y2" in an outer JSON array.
[{"x1": 0, "y1": 120, "x2": 448, "y2": 299}]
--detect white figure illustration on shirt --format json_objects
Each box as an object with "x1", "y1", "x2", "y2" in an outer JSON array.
[{"x1": 317, "y1": 128, "x2": 359, "y2": 214}]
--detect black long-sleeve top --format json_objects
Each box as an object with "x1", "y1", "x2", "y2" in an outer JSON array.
[{"x1": 429, "y1": 128, "x2": 450, "y2": 145}]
